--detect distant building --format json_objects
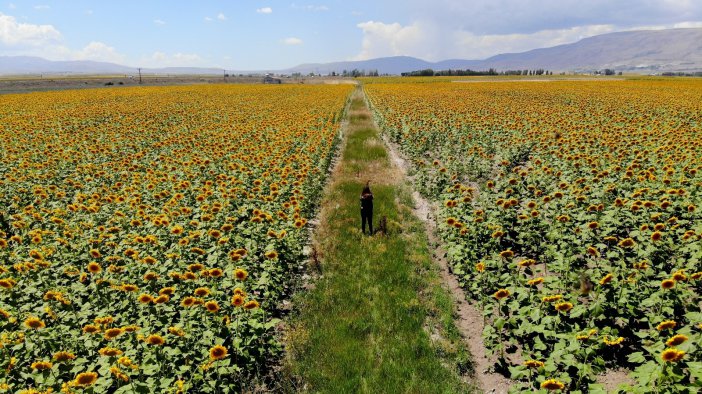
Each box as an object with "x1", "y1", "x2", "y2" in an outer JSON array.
[{"x1": 263, "y1": 75, "x2": 282, "y2": 84}]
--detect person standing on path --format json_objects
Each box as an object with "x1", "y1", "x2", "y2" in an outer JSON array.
[{"x1": 360, "y1": 181, "x2": 374, "y2": 235}]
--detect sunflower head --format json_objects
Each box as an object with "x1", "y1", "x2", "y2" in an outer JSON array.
[
  {"x1": 209, "y1": 345, "x2": 228, "y2": 361},
  {"x1": 74, "y1": 371, "x2": 98, "y2": 387}
]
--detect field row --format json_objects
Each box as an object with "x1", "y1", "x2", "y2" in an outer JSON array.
[
  {"x1": 0, "y1": 84, "x2": 353, "y2": 392},
  {"x1": 365, "y1": 79, "x2": 702, "y2": 393}
]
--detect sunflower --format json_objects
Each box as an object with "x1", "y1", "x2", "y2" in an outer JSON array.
[
  {"x1": 168, "y1": 326, "x2": 185, "y2": 336},
  {"x1": 542, "y1": 295, "x2": 562, "y2": 303},
  {"x1": 159, "y1": 287, "x2": 175, "y2": 296},
  {"x1": 89, "y1": 249, "x2": 102, "y2": 259},
  {"x1": 73, "y1": 371, "x2": 98, "y2": 387},
  {"x1": 98, "y1": 347, "x2": 123, "y2": 357},
  {"x1": 194, "y1": 287, "x2": 210, "y2": 297},
  {"x1": 661, "y1": 348, "x2": 685, "y2": 362},
  {"x1": 231, "y1": 294, "x2": 245, "y2": 307},
  {"x1": 181, "y1": 296, "x2": 196, "y2": 307},
  {"x1": 146, "y1": 334, "x2": 165, "y2": 346},
  {"x1": 143, "y1": 272, "x2": 159, "y2": 281},
  {"x1": 24, "y1": 316, "x2": 46, "y2": 329},
  {"x1": 599, "y1": 273, "x2": 613, "y2": 285},
  {"x1": 138, "y1": 294, "x2": 154, "y2": 304},
  {"x1": 527, "y1": 277, "x2": 544, "y2": 286},
  {"x1": 209, "y1": 345, "x2": 228, "y2": 361},
  {"x1": 0, "y1": 278, "x2": 16, "y2": 289},
  {"x1": 651, "y1": 231, "x2": 662, "y2": 241},
  {"x1": 265, "y1": 250, "x2": 279, "y2": 259},
  {"x1": 87, "y1": 262, "x2": 101, "y2": 274},
  {"x1": 121, "y1": 284, "x2": 139, "y2": 292},
  {"x1": 666, "y1": 334, "x2": 688, "y2": 347},
  {"x1": 499, "y1": 250, "x2": 514, "y2": 259},
  {"x1": 672, "y1": 271, "x2": 687, "y2": 281},
  {"x1": 661, "y1": 279, "x2": 675, "y2": 289},
  {"x1": 234, "y1": 268, "x2": 248, "y2": 281},
  {"x1": 104, "y1": 328, "x2": 124, "y2": 340},
  {"x1": 517, "y1": 259, "x2": 536, "y2": 267},
  {"x1": 110, "y1": 366, "x2": 130, "y2": 382},
  {"x1": 603, "y1": 336, "x2": 624, "y2": 346},
  {"x1": 82, "y1": 324, "x2": 100, "y2": 334},
  {"x1": 233, "y1": 287, "x2": 246, "y2": 296},
  {"x1": 475, "y1": 262, "x2": 485, "y2": 273},
  {"x1": 657, "y1": 320, "x2": 676, "y2": 331},
  {"x1": 587, "y1": 246, "x2": 599, "y2": 257},
  {"x1": 493, "y1": 289, "x2": 510, "y2": 300},
  {"x1": 540, "y1": 379, "x2": 565, "y2": 390},
  {"x1": 31, "y1": 361, "x2": 53, "y2": 370},
  {"x1": 205, "y1": 301, "x2": 220, "y2": 313},
  {"x1": 617, "y1": 238, "x2": 636, "y2": 248},
  {"x1": 554, "y1": 302, "x2": 573, "y2": 313},
  {"x1": 523, "y1": 360, "x2": 544, "y2": 368},
  {"x1": 209, "y1": 268, "x2": 223, "y2": 277},
  {"x1": 244, "y1": 300, "x2": 260, "y2": 310},
  {"x1": 53, "y1": 351, "x2": 76, "y2": 362}
]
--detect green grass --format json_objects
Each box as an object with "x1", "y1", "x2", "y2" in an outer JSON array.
[{"x1": 285, "y1": 90, "x2": 472, "y2": 393}]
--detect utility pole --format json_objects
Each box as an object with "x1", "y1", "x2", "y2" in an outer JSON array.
[
  {"x1": 138, "y1": 68, "x2": 142, "y2": 84},
  {"x1": 223, "y1": 69, "x2": 226, "y2": 82}
]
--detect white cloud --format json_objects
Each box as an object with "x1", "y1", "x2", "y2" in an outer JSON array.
[
  {"x1": 0, "y1": 12, "x2": 61, "y2": 47},
  {"x1": 0, "y1": 13, "x2": 127, "y2": 64},
  {"x1": 72, "y1": 41, "x2": 126, "y2": 63},
  {"x1": 673, "y1": 21, "x2": 702, "y2": 28},
  {"x1": 204, "y1": 16, "x2": 213, "y2": 22},
  {"x1": 143, "y1": 51, "x2": 204, "y2": 67},
  {"x1": 153, "y1": 19, "x2": 165, "y2": 26},
  {"x1": 282, "y1": 37, "x2": 303, "y2": 45},
  {"x1": 452, "y1": 25, "x2": 618, "y2": 59},
  {"x1": 354, "y1": 18, "x2": 702, "y2": 61},
  {"x1": 217, "y1": 12, "x2": 227, "y2": 21},
  {"x1": 256, "y1": 7, "x2": 272, "y2": 14},
  {"x1": 354, "y1": 21, "x2": 429, "y2": 60},
  {"x1": 32, "y1": 4, "x2": 49, "y2": 10},
  {"x1": 8, "y1": 3, "x2": 16, "y2": 9},
  {"x1": 291, "y1": 4, "x2": 329, "y2": 12}
]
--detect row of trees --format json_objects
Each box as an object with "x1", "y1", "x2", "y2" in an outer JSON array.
[
  {"x1": 401, "y1": 68, "x2": 554, "y2": 77},
  {"x1": 330, "y1": 69, "x2": 380, "y2": 77}
]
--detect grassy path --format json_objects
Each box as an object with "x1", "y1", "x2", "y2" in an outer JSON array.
[{"x1": 285, "y1": 87, "x2": 473, "y2": 393}]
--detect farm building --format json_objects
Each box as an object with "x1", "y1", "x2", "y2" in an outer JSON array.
[{"x1": 263, "y1": 75, "x2": 282, "y2": 84}]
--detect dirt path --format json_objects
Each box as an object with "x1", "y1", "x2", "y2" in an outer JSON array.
[
  {"x1": 369, "y1": 95, "x2": 514, "y2": 394},
  {"x1": 285, "y1": 87, "x2": 472, "y2": 393}
]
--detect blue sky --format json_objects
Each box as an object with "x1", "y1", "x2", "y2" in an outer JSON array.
[{"x1": 1, "y1": 1, "x2": 701, "y2": 70}]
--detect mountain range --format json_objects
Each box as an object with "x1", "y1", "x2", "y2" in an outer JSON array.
[{"x1": 1, "y1": 27, "x2": 701, "y2": 76}]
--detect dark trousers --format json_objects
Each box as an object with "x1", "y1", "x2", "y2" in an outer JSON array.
[{"x1": 361, "y1": 211, "x2": 373, "y2": 234}]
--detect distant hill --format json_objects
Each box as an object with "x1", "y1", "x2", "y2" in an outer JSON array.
[
  {"x1": 477, "y1": 28, "x2": 702, "y2": 72},
  {"x1": 1, "y1": 28, "x2": 701, "y2": 76},
  {"x1": 0, "y1": 56, "x2": 228, "y2": 76},
  {"x1": 286, "y1": 28, "x2": 702, "y2": 74}
]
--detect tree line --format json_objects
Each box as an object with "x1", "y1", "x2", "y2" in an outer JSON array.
[{"x1": 401, "y1": 68, "x2": 553, "y2": 77}]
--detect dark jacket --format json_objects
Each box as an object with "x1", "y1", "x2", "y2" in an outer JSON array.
[{"x1": 360, "y1": 193, "x2": 373, "y2": 214}]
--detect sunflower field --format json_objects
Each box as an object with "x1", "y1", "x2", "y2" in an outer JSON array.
[
  {"x1": 365, "y1": 79, "x2": 702, "y2": 393},
  {"x1": 0, "y1": 84, "x2": 352, "y2": 393}
]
